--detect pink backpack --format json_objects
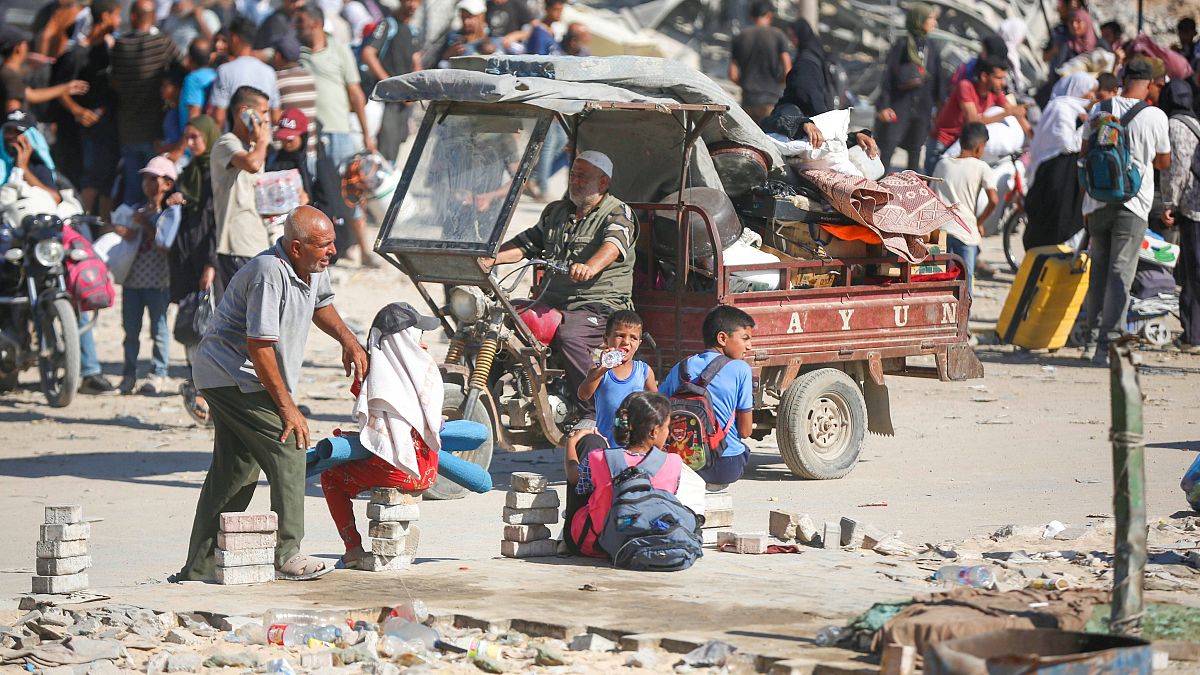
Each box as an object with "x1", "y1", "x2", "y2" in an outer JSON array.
[
  {"x1": 568, "y1": 448, "x2": 683, "y2": 558},
  {"x1": 63, "y1": 225, "x2": 115, "y2": 311}
]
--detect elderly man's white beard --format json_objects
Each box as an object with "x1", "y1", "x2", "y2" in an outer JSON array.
[{"x1": 569, "y1": 179, "x2": 605, "y2": 207}]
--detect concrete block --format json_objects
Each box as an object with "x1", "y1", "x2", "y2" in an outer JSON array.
[
  {"x1": 31, "y1": 573, "x2": 88, "y2": 594},
  {"x1": 503, "y1": 524, "x2": 552, "y2": 542},
  {"x1": 509, "y1": 618, "x2": 585, "y2": 641},
  {"x1": 215, "y1": 548, "x2": 273, "y2": 568},
  {"x1": 716, "y1": 531, "x2": 738, "y2": 547},
  {"x1": 704, "y1": 490, "x2": 733, "y2": 511},
  {"x1": 370, "y1": 488, "x2": 420, "y2": 506},
  {"x1": 880, "y1": 644, "x2": 916, "y2": 675},
  {"x1": 768, "y1": 510, "x2": 802, "y2": 541},
  {"x1": 729, "y1": 532, "x2": 768, "y2": 554},
  {"x1": 569, "y1": 633, "x2": 616, "y2": 652},
  {"x1": 361, "y1": 554, "x2": 412, "y2": 571},
  {"x1": 703, "y1": 509, "x2": 734, "y2": 529},
  {"x1": 840, "y1": 517, "x2": 865, "y2": 548},
  {"x1": 216, "y1": 531, "x2": 276, "y2": 551},
  {"x1": 39, "y1": 523, "x2": 91, "y2": 542},
  {"x1": 505, "y1": 490, "x2": 560, "y2": 509},
  {"x1": 44, "y1": 506, "x2": 83, "y2": 525},
  {"x1": 1152, "y1": 650, "x2": 1169, "y2": 671},
  {"x1": 453, "y1": 615, "x2": 511, "y2": 633},
  {"x1": 796, "y1": 514, "x2": 819, "y2": 543},
  {"x1": 822, "y1": 521, "x2": 840, "y2": 549},
  {"x1": 862, "y1": 525, "x2": 892, "y2": 550},
  {"x1": 366, "y1": 502, "x2": 420, "y2": 522},
  {"x1": 218, "y1": 512, "x2": 278, "y2": 533},
  {"x1": 770, "y1": 659, "x2": 819, "y2": 675},
  {"x1": 371, "y1": 537, "x2": 409, "y2": 557},
  {"x1": 369, "y1": 520, "x2": 411, "y2": 539},
  {"x1": 500, "y1": 539, "x2": 558, "y2": 558},
  {"x1": 35, "y1": 556, "x2": 90, "y2": 576},
  {"x1": 619, "y1": 634, "x2": 662, "y2": 651},
  {"x1": 36, "y1": 540, "x2": 88, "y2": 559},
  {"x1": 502, "y1": 507, "x2": 558, "y2": 525},
  {"x1": 510, "y1": 472, "x2": 547, "y2": 493},
  {"x1": 215, "y1": 565, "x2": 275, "y2": 585},
  {"x1": 702, "y1": 529, "x2": 720, "y2": 546}
]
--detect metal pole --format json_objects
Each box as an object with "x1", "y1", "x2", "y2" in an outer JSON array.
[
  {"x1": 799, "y1": 0, "x2": 819, "y2": 33},
  {"x1": 1109, "y1": 337, "x2": 1146, "y2": 637},
  {"x1": 1137, "y1": 0, "x2": 1144, "y2": 34}
]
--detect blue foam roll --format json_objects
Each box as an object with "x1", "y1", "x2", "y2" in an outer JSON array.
[
  {"x1": 440, "y1": 420, "x2": 489, "y2": 453},
  {"x1": 436, "y1": 448, "x2": 493, "y2": 493},
  {"x1": 305, "y1": 435, "x2": 371, "y2": 478}
]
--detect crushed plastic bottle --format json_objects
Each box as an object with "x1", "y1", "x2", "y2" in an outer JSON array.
[
  {"x1": 932, "y1": 565, "x2": 995, "y2": 589},
  {"x1": 263, "y1": 658, "x2": 297, "y2": 675},
  {"x1": 233, "y1": 621, "x2": 267, "y2": 645},
  {"x1": 386, "y1": 601, "x2": 429, "y2": 624},
  {"x1": 381, "y1": 615, "x2": 438, "y2": 651},
  {"x1": 441, "y1": 636, "x2": 504, "y2": 659},
  {"x1": 813, "y1": 625, "x2": 850, "y2": 647}
]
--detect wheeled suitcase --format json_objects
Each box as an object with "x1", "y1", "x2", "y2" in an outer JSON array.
[{"x1": 996, "y1": 244, "x2": 1090, "y2": 350}]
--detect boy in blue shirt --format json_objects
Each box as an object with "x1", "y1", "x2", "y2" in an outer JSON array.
[{"x1": 658, "y1": 305, "x2": 755, "y2": 486}]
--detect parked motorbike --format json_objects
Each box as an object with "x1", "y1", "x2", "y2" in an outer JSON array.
[{"x1": 0, "y1": 213, "x2": 82, "y2": 407}]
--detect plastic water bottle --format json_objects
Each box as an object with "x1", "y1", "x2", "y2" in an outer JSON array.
[
  {"x1": 381, "y1": 616, "x2": 439, "y2": 650},
  {"x1": 814, "y1": 625, "x2": 849, "y2": 647},
  {"x1": 266, "y1": 623, "x2": 342, "y2": 647},
  {"x1": 386, "y1": 601, "x2": 429, "y2": 624},
  {"x1": 933, "y1": 565, "x2": 995, "y2": 589},
  {"x1": 442, "y1": 636, "x2": 504, "y2": 659},
  {"x1": 262, "y1": 609, "x2": 347, "y2": 627}
]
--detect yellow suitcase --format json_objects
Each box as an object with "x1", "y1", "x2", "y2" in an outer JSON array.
[{"x1": 996, "y1": 244, "x2": 1089, "y2": 350}]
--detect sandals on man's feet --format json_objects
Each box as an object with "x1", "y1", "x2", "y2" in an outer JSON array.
[{"x1": 276, "y1": 554, "x2": 332, "y2": 581}]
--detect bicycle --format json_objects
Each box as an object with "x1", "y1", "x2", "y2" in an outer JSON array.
[{"x1": 998, "y1": 151, "x2": 1028, "y2": 274}]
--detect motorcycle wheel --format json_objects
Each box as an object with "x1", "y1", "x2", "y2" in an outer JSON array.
[
  {"x1": 425, "y1": 383, "x2": 496, "y2": 501},
  {"x1": 39, "y1": 298, "x2": 81, "y2": 408},
  {"x1": 0, "y1": 370, "x2": 17, "y2": 393}
]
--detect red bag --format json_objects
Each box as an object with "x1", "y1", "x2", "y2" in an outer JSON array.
[
  {"x1": 1129, "y1": 34, "x2": 1193, "y2": 81},
  {"x1": 62, "y1": 225, "x2": 115, "y2": 311}
]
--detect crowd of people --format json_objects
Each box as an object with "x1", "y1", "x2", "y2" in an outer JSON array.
[
  {"x1": 0, "y1": 0, "x2": 595, "y2": 403},
  {"x1": 729, "y1": 0, "x2": 1200, "y2": 359}
]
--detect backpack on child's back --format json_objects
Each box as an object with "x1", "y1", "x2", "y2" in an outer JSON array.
[
  {"x1": 664, "y1": 356, "x2": 734, "y2": 472},
  {"x1": 568, "y1": 448, "x2": 703, "y2": 571},
  {"x1": 1079, "y1": 99, "x2": 1149, "y2": 203}
]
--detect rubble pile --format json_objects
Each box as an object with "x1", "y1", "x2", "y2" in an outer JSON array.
[{"x1": 0, "y1": 601, "x2": 671, "y2": 674}]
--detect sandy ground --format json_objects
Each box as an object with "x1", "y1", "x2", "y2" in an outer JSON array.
[{"x1": 1, "y1": 166, "x2": 1199, "y2": 667}]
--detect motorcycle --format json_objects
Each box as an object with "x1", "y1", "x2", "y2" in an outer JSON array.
[{"x1": 0, "y1": 213, "x2": 82, "y2": 407}]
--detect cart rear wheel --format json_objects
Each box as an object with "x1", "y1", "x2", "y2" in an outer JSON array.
[
  {"x1": 776, "y1": 368, "x2": 866, "y2": 480},
  {"x1": 1140, "y1": 319, "x2": 1172, "y2": 347},
  {"x1": 426, "y1": 383, "x2": 495, "y2": 500}
]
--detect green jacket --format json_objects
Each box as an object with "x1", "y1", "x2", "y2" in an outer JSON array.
[{"x1": 514, "y1": 193, "x2": 637, "y2": 311}]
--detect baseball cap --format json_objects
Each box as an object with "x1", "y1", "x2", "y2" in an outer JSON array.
[
  {"x1": 1124, "y1": 58, "x2": 1153, "y2": 82},
  {"x1": 2, "y1": 108, "x2": 37, "y2": 132},
  {"x1": 576, "y1": 150, "x2": 613, "y2": 178},
  {"x1": 0, "y1": 26, "x2": 32, "y2": 53},
  {"x1": 139, "y1": 155, "x2": 178, "y2": 181},
  {"x1": 370, "y1": 302, "x2": 441, "y2": 336},
  {"x1": 456, "y1": 0, "x2": 486, "y2": 16},
  {"x1": 275, "y1": 108, "x2": 309, "y2": 141},
  {"x1": 272, "y1": 34, "x2": 302, "y2": 63}
]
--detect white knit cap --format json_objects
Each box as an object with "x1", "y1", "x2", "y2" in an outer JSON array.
[
  {"x1": 576, "y1": 150, "x2": 613, "y2": 178},
  {"x1": 456, "y1": 0, "x2": 486, "y2": 15}
]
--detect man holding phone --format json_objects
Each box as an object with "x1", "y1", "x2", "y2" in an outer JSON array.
[{"x1": 211, "y1": 85, "x2": 273, "y2": 293}]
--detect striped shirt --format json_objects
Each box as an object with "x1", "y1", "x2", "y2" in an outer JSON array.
[
  {"x1": 275, "y1": 65, "x2": 319, "y2": 157},
  {"x1": 110, "y1": 31, "x2": 182, "y2": 144}
]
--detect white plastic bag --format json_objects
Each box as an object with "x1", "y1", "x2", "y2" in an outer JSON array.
[
  {"x1": 944, "y1": 107, "x2": 1025, "y2": 163},
  {"x1": 154, "y1": 204, "x2": 182, "y2": 250},
  {"x1": 92, "y1": 230, "x2": 139, "y2": 285},
  {"x1": 254, "y1": 169, "x2": 303, "y2": 215}
]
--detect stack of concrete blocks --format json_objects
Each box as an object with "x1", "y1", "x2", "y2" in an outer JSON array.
[
  {"x1": 33, "y1": 505, "x2": 91, "y2": 594},
  {"x1": 501, "y1": 472, "x2": 559, "y2": 558},
  {"x1": 700, "y1": 489, "x2": 733, "y2": 545},
  {"x1": 216, "y1": 512, "x2": 277, "y2": 584},
  {"x1": 364, "y1": 488, "x2": 419, "y2": 571}
]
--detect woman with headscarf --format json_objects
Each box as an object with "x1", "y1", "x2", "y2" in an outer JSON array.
[
  {"x1": 1159, "y1": 80, "x2": 1200, "y2": 352},
  {"x1": 1022, "y1": 72, "x2": 1096, "y2": 251},
  {"x1": 997, "y1": 17, "x2": 1028, "y2": 93},
  {"x1": 1037, "y1": 6, "x2": 1097, "y2": 107},
  {"x1": 168, "y1": 115, "x2": 220, "y2": 424},
  {"x1": 776, "y1": 19, "x2": 836, "y2": 116},
  {"x1": 873, "y1": 3, "x2": 945, "y2": 172}
]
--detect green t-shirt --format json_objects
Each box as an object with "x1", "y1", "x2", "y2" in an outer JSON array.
[{"x1": 299, "y1": 37, "x2": 360, "y2": 134}]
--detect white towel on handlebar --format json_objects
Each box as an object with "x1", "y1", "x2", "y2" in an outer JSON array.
[{"x1": 352, "y1": 326, "x2": 444, "y2": 477}]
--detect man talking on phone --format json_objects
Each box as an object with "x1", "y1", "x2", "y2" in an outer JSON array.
[{"x1": 211, "y1": 85, "x2": 274, "y2": 293}]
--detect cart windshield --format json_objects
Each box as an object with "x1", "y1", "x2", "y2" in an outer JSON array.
[{"x1": 378, "y1": 104, "x2": 547, "y2": 255}]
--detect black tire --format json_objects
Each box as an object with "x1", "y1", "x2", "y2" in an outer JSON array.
[
  {"x1": 39, "y1": 298, "x2": 80, "y2": 408},
  {"x1": 426, "y1": 383, "x2": 496, "y2": 500},
  {"x1": 0, "y1": 370, "x2": 18, "y2": 393},
  {"x1": 1001, "y1": 207, "x2": 1028, "y2": 274},
  {"x1": 776, "y1": 368, "x2": 866, "y2": 480}
]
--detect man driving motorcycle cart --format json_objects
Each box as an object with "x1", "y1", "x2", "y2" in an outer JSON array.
[{"x1": 482, "y1": 150, "x2": 636, "y2": 422}]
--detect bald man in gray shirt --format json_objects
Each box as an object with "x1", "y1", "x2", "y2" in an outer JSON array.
[{"x1": 177, "y1": 206, "x2": 368, "y2": 582}]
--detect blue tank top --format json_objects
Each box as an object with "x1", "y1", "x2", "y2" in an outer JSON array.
[{"x1": 595, "y1": 360, "x2": 649, "y2": 447}]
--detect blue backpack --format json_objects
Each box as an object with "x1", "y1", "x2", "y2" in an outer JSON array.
[
  {"x1": 1079, "y1": 99, "x2": 1149, "y2": 203},
  {"x1": 596, "y1": 448, "x2": 704, "y2": 572}
]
